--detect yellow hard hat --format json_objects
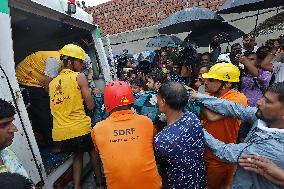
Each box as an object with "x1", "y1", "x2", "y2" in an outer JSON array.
[
  {"x1": 202, "y1": 62, "x2": 240, "y2": 82},
  {"x1": 59, "y1": 44, "x2": 86, "y2": 61}
]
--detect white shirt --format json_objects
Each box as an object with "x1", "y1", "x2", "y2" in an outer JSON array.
[
  {"x1": 242, "y1": 46, "x2": 258, "y2": 54},
  {"x1": 272, "y1": 61, "x2": 284, "y2": 83},
  {"x1": 44, "y1": 57, "x2": 61, "y2": 78}
]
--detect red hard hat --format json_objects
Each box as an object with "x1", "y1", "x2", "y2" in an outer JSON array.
[{"x1": 104, "y1": 80, "x2": 135, "y2": 112}]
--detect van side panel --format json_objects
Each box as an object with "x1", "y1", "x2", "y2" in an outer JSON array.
[{"x1": 0, "y1": 6, "x2": 46, "y2": 184}]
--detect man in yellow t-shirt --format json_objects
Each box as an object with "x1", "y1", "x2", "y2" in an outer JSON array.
[
  {"x1": 16, "y1": 51, "x2": 61, "y2": 147},
  {"x1": 92, "y1": 81, "x2": 162, "y2": 189},
  {"x1": 49, "y1": 44, "x2": 102, "y2": 189}
]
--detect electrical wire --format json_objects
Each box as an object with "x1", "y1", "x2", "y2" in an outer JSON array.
[{"x1": 0, "y1": 64, "x2": 45, "y2": 184}]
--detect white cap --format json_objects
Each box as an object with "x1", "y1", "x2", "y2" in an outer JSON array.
[{"x1": 217, "y1": 53, "x2": 231, "y2": 63}]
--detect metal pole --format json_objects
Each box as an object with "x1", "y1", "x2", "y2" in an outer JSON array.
[
  {"x1": 253, "y1": 10, "x2": 260, "y2": 37},
  {"x1": 92, "y1": 27, "x2": 112, "y2": 82},
  {"x1": 105, "y1": 34, "x2": 117, "y2": 80}
]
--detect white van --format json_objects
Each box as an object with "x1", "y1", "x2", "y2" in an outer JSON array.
[{"x1": 0, "y1": 0, "x2": 111, "y2": 188}]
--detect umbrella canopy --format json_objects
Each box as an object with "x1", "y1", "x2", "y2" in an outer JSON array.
[
  {"x1": 158, "y1": 7, "x2": 224, "y2": 34},
  {"x1": 146, "y1": 35, "x2": 183, "y2": 47},
  {"x1": 134, "y1": 50, "x2": 156, "y2": 63},
  {"x1": 218, "y1": 0, "x2": 284, "y2": 14},
  {"x1": 111, "y1": 51, "x2": 133, "y2": 59},
  {"x1": 185, "y1": 22, "x2": 244, "y2": 47},
  {"x1": 249, "y1": 11, "x2": 284, "y2": 37}
]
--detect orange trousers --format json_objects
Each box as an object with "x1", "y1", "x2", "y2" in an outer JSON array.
[{"x1": 206, "y1": 161, "x2": 236, "y2": 189}]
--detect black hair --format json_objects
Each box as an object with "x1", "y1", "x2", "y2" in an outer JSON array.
[
  {"x1": 129, "y1": 78, "x2": 144, "y2": 87},
  {"x1": 265, "y1": 39, "x2": 275, "y2": 48},
  {"x1": 0, "y1": 172, "x2": 34, "y2": 189},
  {"x1": 243, "y1": 34, "x2": 255, "y2": 39},
  {"x1": 243, "y1": 51, "x2": 256, "y2": 57},
  {"x1": 147, "y1": 70, "x2": 168, "y2": 84},
  {"x1": 231, "y1": 43, "x2": 241, "y2": 48},
  {"x1": 136, "y1": 60, "x2": 153, "y2": 74},
  {"x1": 127, "y1": 70, "x2": 137, "y2": 78},
  {"x1": 201, "y1": 52, "x2": 212, "y2": 59},
  {"x1": 199, "y1": 62, "x2": 213, "y2": 70},
  {"x1": 158, "y1": 81, "x2": 188, "y2": 110},
  {"x1": 172, "y1": 60, "x2": 183, "y2": 66},
  {"x1": 256, "y1": 46, "x2": 272, "y2": 60},
  {"x1": 231, "y1": 43, "x2": 241, "y2": 52},
  {"x1": 0, "y1": 99, "x2": 15, "y2": 119},
  {"x1": 178, "y1": 44, "x2": 198, "y2": 67},
  {"x1": 267, "y1": 82, "x2": 284, "y2": 104},
  {"x1": 60, "y1": 55, "x2": 69, "y2": 67},
  {"x1": 111, "y1": 105, "x2": 132, "y2": 113},
  {"x1": 60, "y1": 55, "x2": 78, "y2": 68},
  {"x1": 257, "y1": 45, "x2": 272, "y2": 52}
]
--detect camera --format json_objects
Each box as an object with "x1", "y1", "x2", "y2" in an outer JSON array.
[
  {"x1": 229, "y1": 48, "x2": 243, "y2": 68},
  {"x1": 115, "y1": 50, "x2": 131, "y2": 79}
]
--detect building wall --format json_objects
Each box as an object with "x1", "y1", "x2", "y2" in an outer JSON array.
[
  {"x1": 87, "y1": 1, "x2": 283, "y2": 55},
  {"x1": 87, "y1": 0, "x2": 226, "y2": 36}
]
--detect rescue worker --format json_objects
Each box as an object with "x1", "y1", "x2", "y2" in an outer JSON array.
[
  {"x1": 49, "y1": 44, "x2": 102, "y2": 189},
  {"x1": 201, "y1": 62, "x2": 248, "y2": 189},
  {"x1": 91, "y1": 81, "x2": 162, "y2": 189},
  {"x1": 16, "y1": 50, "x2": 62, "y2": 146}
]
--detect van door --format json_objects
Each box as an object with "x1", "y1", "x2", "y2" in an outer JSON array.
[{"x1": 0, "y1": 0, "x2": 46, "y2": 184}]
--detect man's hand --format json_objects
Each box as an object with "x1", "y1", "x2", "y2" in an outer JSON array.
[
  {"x1": 235, "y1": 54, "x2": 259, "y2": 77},
  {"x1": 239, "y1": 155, "x2": 284, "y2": 186},
  {"x1": 183, "y1": 85, "x2": 198, "y2": 98},
  {"x1": 235, "y1": 54, "x2": 247, "y2": 64},
  {"x1": 194, "y1": 79, "x2": 202, "y2": 88},
  {"x1": 92, "y1": 88, "x2": 102, "y2": 94}
]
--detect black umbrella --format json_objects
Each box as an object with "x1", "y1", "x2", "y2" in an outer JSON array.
[
  {"x1": 218, "y1": 0, "x2": 284, "y2": 14},
  {"x1": 249, "y1": 11, "x2": 284, "y2": 37},
  {"x1": 185, "y1": 22, "x2": 244, "y2": 47},
  {"x1": 158, "y1": 7, "x2": 224, "y2": 34},
  {"x1": 146, "y1": 35, "x2": 183, "y2": 47}
]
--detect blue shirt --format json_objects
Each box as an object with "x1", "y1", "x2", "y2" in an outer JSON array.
[
  {"x1": 197, "y1": 93, "x2": 284, "y2": 189},
  {"x1": 154, "y1": 111, "x2": 206, "y2": 189},
  {"x1": 170, "y1": 74, "x2": 186, "y2": 84}
]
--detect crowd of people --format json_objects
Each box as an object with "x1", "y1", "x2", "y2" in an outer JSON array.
[{"x1": 0, "y1": 32, "x2": 284, "y2": 189}]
